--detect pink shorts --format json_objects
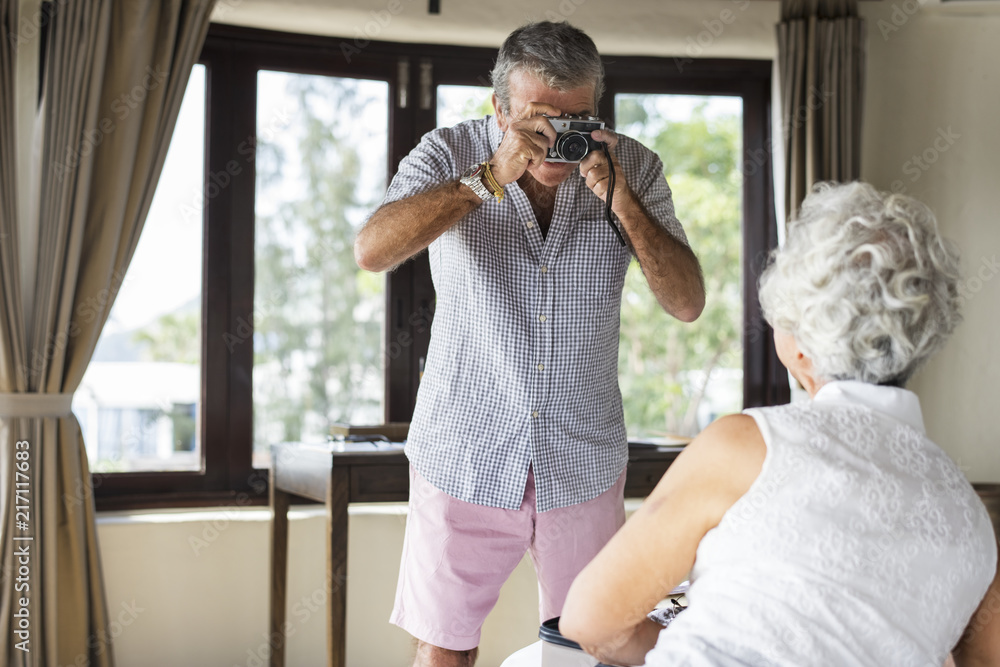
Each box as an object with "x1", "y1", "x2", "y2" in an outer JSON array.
[{"x1": 390, "y1": 465, "x2": 626, "y2": 651}]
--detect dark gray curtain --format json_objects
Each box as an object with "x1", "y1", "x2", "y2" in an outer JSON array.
[
  {"x1": 0, "y1": 2, "x2": 215, "y2": 665},
  {"x1": 777, "y1": 0, "x2": 866, "y2": 221}
]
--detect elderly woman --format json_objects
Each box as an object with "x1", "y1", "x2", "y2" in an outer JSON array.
[{"x1": 560, "y1": 182, "x2": 999, "y2": 666}]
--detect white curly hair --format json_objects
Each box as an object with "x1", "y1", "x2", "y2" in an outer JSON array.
[{"x1": 759, "y1": 181, "x2": 962, "y2": 386}]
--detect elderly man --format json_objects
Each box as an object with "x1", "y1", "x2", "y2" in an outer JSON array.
[{"x1": 355, "y1": 21, "x2": 704, "y2": 667}]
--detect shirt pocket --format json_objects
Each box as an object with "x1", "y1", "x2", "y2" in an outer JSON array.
[{"x1": 562, "y1": 218, "x2": 630, "y2": 298}]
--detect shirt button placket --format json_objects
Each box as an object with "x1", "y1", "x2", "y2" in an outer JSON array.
[{"x1": 532, "y1": 258, "x2": 553, "y2": 450}]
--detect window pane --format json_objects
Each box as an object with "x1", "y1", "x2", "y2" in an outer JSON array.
[
  {"x1": 615, "y1": 94, "x2": 743, "y2": 439},
  {"x1": 437, "y1": 85, "x2": 493, "y2": 127},
  {"x1": 253, "y1": 72, "x2": 389, "y2": 467},
  {"x1": 74, "y1": 64, "x2": 206, "y2": 473}
]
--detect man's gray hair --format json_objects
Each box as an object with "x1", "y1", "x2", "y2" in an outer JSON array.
[
  {"x1": 490, "y1": 21, "x2": 605, "y2": 115},
  {"x1": 759, "y1": 181, "x2": 963, "y2": 386}
]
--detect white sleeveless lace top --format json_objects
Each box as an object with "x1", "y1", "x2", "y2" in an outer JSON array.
[{"x1": 644, "y1": 381, "x2": 997, "y2": 667}]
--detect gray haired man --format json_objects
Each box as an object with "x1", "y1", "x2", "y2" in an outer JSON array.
[{"x1": 355, "y1": 21, "x2": 704, "y2": 667}]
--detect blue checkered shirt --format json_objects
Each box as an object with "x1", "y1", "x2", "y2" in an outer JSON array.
[{"x1": 383, "y1": 115, "x2": 687, "y2": 512}]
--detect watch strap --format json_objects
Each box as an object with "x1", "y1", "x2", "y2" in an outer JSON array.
[{"x1": 461, "y1": 163, "x2": 492, "y2": 202}]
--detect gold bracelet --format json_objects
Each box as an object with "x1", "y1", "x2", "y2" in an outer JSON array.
[{"x1": 482, "y1": 161, "x2": 504, "y2": 202}]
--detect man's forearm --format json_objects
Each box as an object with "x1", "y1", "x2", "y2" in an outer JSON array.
[
  {"x1": 355, "y1": 181, "x2": 481, "y2": 272},
  {"x1": 617, "y1": 197, "x2": 705, "y2": 323}
]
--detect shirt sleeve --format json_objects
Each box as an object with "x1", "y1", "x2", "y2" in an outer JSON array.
[
  {"x1": 622, "y1": 137, "x2": 690, "y2": 248},
  {"x1": 381, "y1": 128, "x2": 460, "y2": 206}
]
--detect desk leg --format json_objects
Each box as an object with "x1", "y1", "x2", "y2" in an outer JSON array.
[
  {"x1": 270, "y1": 482, "x2": 291, "y2": 667},
  {"x1": 327, "y1": 467, "x2": 349, "y2": 667}
]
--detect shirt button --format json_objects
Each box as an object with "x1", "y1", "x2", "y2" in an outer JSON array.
[
  {"x1": 539, "y1": 314, "x2": 547, "y2": 322},
  {"x1": 531, "y1": 410, "x2": 539, "y2": 418},
  {"x1": 526, "y1": 221, "x2": 534, "y2": 228},
  {"x1": 537, "y1": 364, "x2": 544, "y2": 371},
  {"x1": 540, "y1": 265, "x2": 548, "y2": 273}
]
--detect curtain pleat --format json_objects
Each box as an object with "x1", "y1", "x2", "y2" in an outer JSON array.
[
  {"x1": 777, "y1": 0, "x2": 866, "y2": 222},
  {"x1": 0, "y1": 2, "x2": 216, "y2": 665},
  {"x1": 0, "y1": 0, "x2": 24, "y2": 389},
  {"x1": 0, "y1": 0, "x2": 25, "y2": 664}
]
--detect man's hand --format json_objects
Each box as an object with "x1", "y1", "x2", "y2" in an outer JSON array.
[
  {"x1": 490, "y1": 102, "x2": 561, "y2": 187},
  {"x1": 579, "y1": 128, "x2": 634, "y2": 215}
]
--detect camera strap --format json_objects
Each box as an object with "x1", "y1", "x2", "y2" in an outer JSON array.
[{"x1": 602, "y1": 143, "x2": 626, "y2": 247}]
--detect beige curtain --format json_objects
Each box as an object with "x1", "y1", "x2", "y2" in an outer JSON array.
[
  {"x1": 777, "y1": 0, "x2": 866, "y2": 221},
  {"x1": 0, "y1": 1, "x2": 215, "y2": 665}
]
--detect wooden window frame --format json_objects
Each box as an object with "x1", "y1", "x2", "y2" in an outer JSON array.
[{"x1": 93, "y1": 25, "x2": 786, "y2": 511}]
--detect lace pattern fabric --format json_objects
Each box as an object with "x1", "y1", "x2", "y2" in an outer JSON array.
[{"x1": 643, "y1": 381, "x2": 997, "y2": 667}]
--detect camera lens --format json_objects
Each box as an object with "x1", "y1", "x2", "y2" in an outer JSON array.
[{"x1": 556, "y1": 132, "x2": 590, "y2": 162}]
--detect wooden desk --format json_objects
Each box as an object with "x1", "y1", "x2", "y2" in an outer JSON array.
[{"x1": 268, "y1": 442, "x2": 683, "y2": 667}]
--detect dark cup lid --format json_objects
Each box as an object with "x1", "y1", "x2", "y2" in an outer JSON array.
[{"x1": 538, "y1": 617, "x2": 583, "y2": 651}]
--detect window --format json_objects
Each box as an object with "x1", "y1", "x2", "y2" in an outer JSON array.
[
  {"x1": 92, "y1": 27, "x2": 785, "y2": 509},
  {"x1": 252, "y1": 71, "x2": 389, "y2": 468},
  {"x1": 436, "y1": 84, "x2": 493, "y2": 126},
  {"x1": 75, "y1": 64, "x2": 206, "y2": 474},
  {"x1": 615, "y1": 94, "x2": 744, "y2": 440}
]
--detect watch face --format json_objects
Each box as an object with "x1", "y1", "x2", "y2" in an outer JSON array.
[{"x1": 463, "y1": 163, "x2": 485, "y2": 179}]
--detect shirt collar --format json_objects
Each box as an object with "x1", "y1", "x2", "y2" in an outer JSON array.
[
  {"x1": 488, "y1": 114, "x2": 503, "y2": 154},
  {"x1": 813, "y1": 380, "x2": 925, "y2": 433}
]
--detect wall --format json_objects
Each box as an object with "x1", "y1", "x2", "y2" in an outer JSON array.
[
  {"x1": 212, "y1": 0, "x2": 780, "y2": 60},
  {"x1": 97, "y1": 503, "x2": 644, "y2": 667},
  {"x1": 858, "y1": 1, "x2": 1000, "y2": 482}
]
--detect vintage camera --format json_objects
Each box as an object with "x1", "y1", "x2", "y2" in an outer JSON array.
[{"x1": 544, "y1": 114, "x2": 606, "y2": 163}]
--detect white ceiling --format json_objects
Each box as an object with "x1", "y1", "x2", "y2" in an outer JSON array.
[{"x1": 212, "y1": 0, "x2": 780, "y2": 59}]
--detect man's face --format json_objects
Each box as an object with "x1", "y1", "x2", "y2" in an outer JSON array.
[{"x1": 494, "y1": 69, "x2": 597, "y2": 188}]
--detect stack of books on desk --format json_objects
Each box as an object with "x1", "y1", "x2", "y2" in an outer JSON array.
[
  {"x1": 328, "y1": 422, "x2": 409, "y2": 452},
  {"x1": 328, "y1": 439, "x2": 406, "y2": 453}
]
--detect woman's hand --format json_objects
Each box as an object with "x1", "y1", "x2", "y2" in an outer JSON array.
[{"x1": 574, "y1": 618, "x2": 666, "y2": 667}]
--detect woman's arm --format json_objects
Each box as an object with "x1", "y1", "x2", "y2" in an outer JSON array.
[
  {"x1": 559, "y1": 414, "x2": 767, "y2": 666},
  {"x1": 953, "y1": 539, "x2": 1000, "y2": 667}
]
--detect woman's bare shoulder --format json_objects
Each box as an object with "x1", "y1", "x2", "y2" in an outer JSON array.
[{"x1": 648, "y1": 413, "x2": 768, "y2": 528}]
